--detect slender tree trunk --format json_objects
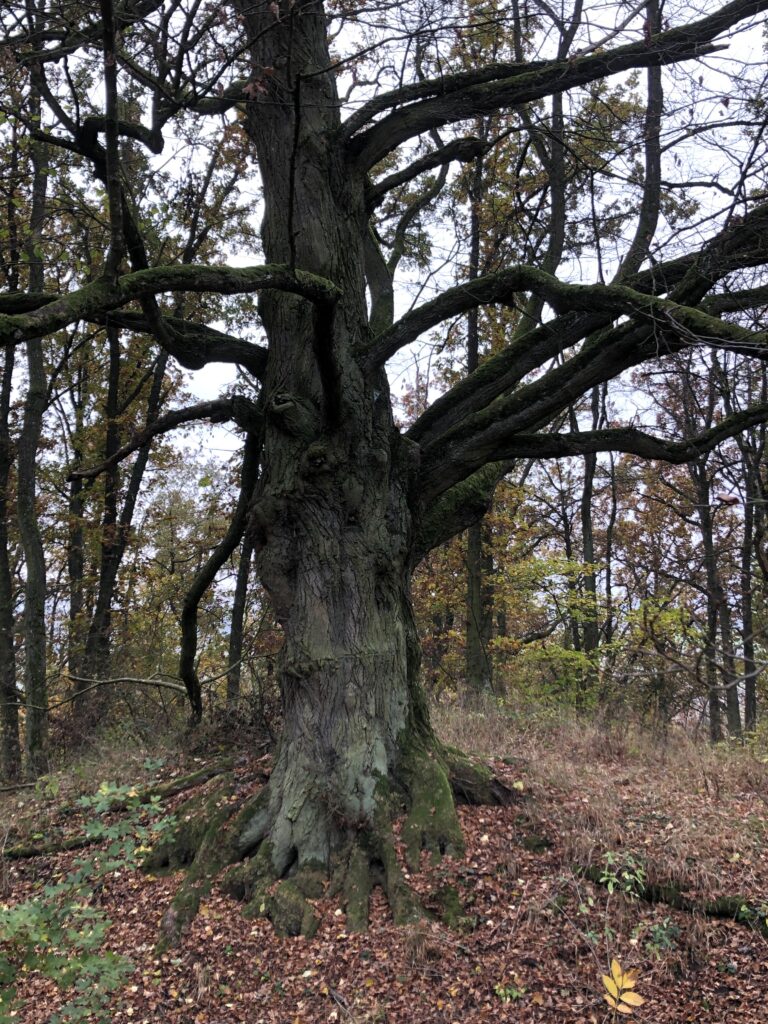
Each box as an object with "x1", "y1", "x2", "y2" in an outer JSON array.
[
  {"x1": 67, "y1": 362, "x2": 88, "y2": 680},
  {"x1": 78, "y1": 324, "x2": 122, "y2": 691},
  {"x1": 19, "y1": 344, "x2": 48, "y2": 777},
  {"x1": 227, "y1": 533, "x2": 254, "y2": 704},
  {"x1": 0, "y1": 123, "x2": 22, "y2": 781},
  {"x1": 464, "y1": 148, "x2": 493, "y2": 693},
  {"x1": 580, "y1": 387, "x2": 601, "y2": 691},
  {"x1": 0, "y1": 343, "x2": 19, "y2": 779},
  {"x1": 78, "y1": 349, "x2": 168, "y2": 694},
  {"x1": 717, "y1": 597, "x2": 742, "y2": 736},
  {"x1": 17, "y1": 125, "x2": 48, "y2": 776},
  {"x1": 706, "y1": 619, "x2": 724, "y2": 743},
  {"x1": 692, "y1": 465, "x2": 741, "y2": 738},
  {"x1": 742, "y1": 580, "x2": 758, "y2": 733},
  {"x1": 465, "y1": 524, "x2": 494, "y2": 692}
]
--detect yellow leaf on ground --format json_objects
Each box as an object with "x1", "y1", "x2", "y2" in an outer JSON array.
[
  {"x1": 604, "y1": 994, "x2": 618, "y2": 1009},
  {"x1": 602, "y1": 976, "x2": 619, "y2": 999},
  {"x1": 620, "y1": 991, "x2": 646, "y2": 1007},
  {"x1": 610, "y1": 959, "x2": 624, "y2": 985},
  {"x1": 616, "y1": 1004, "x2": 634, "y2": 1015}
]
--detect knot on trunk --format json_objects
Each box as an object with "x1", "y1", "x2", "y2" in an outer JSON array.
[{"x1": 268, "y1": 391, "x2": 319, "y2": 440}]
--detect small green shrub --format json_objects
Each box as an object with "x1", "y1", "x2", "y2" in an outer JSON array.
[
  {"x1": 644, "y1": 916, "x2": 681, "y2": 957},
  {"x1": 599, "y1": 851, "x2": 646, "y2": 899},
  {"x1": 0, "y1": 782, "x2": 174, "y2": 1024},
  {"x1": 494, "y1": 981, "x2": 526, "y2": 1002}
]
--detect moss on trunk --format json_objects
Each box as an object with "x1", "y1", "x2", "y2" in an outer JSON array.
[{"x1": 146, "y1": 725, "x2": 514, "y2": 944}]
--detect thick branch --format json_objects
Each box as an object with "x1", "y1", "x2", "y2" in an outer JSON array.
[
  {"x1": 80, "y1": 114, "x2": 164, "y2": 153},
  {"x1": 371, "y1": 265, "x2": 768, "y2": 370},
  {"x1": 346, "y1": 0, "x2": 767, "y2": 168},
  {"x1": 0, "y1": 292, "x2": 57, "y2": 314},
  {"x1": 424, "y1": 403, "x2": 768, "y2": 506},
  {"x1": 103, "y1": 311, "x2": 268, "y2": 377},
  {"x1": 0, "y1": 264, "x2": 340, "y2": 345},
  {"x1": 414, "y1": 461, "x2": 511, "y2": 563},
  {"x1": 407, "y1": 201, "x2": 768, "y2": 450},
  {"x1": 366, "y1": 135, "x2": 487, "y2": 207}
]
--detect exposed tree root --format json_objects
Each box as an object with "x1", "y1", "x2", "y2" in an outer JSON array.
[
  {"x1": 4, "y1": 833, "x2": 95, "y2": 860},
  {"x1": 3, "y1": 762, "x2": 232, "y2": 861},
  {"x1": 578, "y1": 864, "x2": 768, "y2": 938},
  {"x1": 441, "y1": 745, "x2": 517, "y2": 808},
  {"x1": 142, "y1": 742, "x2": 516, "y2": 946}
]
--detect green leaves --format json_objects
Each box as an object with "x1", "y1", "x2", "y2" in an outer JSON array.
[
  {"x1": 599, "y1": 852, "x2": 646, "y2": 899},
  {"x1": 0, "y1": 780, "x2": 175, "y2": 1023}
]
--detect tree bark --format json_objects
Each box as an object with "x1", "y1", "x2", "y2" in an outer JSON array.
[
  {"x1": 0, "y1": 342, "x2": 19, "y2": 780},
  {"x1": 149, "y1": 0, "x2": 508, "y2": 939},
  {"x1": 227, "y1": 532, "x2": 254, "y2": 704},
  {"x1": 17, "y1": 123, "x2": 48, "y2": 777},
  {"x1": 464, "y1": 147, "x2": 493, "y2": 693}
]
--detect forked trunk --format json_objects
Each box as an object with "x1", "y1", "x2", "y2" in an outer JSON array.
[
  {"x1": 233, "y1": 0, "x2": 459, "y2": 904},
  {"x1": 149, "y1": 2, "x2": 512, "y2": 942}
]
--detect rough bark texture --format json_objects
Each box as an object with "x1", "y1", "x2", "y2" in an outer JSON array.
[
  {"x1": 18, "y1": 126, "x2": 48, "y2": 777},
  {"x1": 145, "y1": 0, "x2": 515, "y2": 941},
  {"x1": 0, "y1": 343, "x2": 19, "y2": 780},
  {"x1": 235, "y1": 0, "x2": 439, "y2": 906}
]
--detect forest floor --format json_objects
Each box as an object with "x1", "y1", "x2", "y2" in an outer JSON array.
[{"x1": 2, "y1": 704, "x2": 768, "y2": 1024}]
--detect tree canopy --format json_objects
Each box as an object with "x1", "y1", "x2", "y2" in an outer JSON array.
[{"x1": 2, "y1": 0, "x2": 768, "y2": 937}]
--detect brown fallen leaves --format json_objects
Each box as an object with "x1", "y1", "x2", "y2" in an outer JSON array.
[{"x1": 3, "y1": 718, "x2": 768, "y2": 1023}]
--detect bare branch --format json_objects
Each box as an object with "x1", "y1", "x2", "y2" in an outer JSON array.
[
  {"x1": 421, "y1": 401, "x2": 768, "y2": 505},
  {"x1": 103, "y1": 311, "x2": 268, "y2": 377},
  {"x1": 366, "y1": 135, "x2": 488, "y2": 207},
  {"x1": 345, "y1": 0, "x2": 766, "y2": 169},
  {"x1": 0, "y1": 264, "x2": 340, "y2": 346},
  {"x1": 370, "y1": 264, "x2": 768, "y2": 370},
  {"x1": 69, "y1": 398, "x2": 237, "y2": 481}
]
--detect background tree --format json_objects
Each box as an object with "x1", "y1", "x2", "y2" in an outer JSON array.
[{"x1": 2, "y1": 0, "x2": 768, "y2": 935}]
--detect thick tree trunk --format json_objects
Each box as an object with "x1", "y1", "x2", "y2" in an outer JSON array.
[{"x1": 148, "y1": 1, "x2": 511, "y2": 944}]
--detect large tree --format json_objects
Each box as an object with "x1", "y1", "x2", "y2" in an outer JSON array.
[{"x1": 3, "y1": 0, "x2": 768, "y2": 932}]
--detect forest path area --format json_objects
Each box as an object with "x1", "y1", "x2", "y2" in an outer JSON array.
[{"x1": 2, "y1": 710, "x2": 767, "y2": 1024}]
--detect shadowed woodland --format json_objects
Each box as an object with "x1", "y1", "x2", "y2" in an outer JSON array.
[{"x1": 1, "y1": 0, "x2": 768, "y2": 1020}]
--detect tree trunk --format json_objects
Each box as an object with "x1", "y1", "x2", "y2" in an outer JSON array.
[
  {"x1": 579, "y1": 387, "x2": 602, "y2": 691},
  {"x1": 0, "y1": 343, "x2": 19, "y2": 780},
  {"x1": 65, "y1": 355, "x2": 89, "y2": 681},
  {"x1": 18, "y1": 125, "x2": 48, "y2": 777},
  {"x1": 226, "y1": 533, "x2": 254, "y2": 704},
  {"x1": 79, "y1": 348, "x2": 168, "y2": 695},
  {"x1": 465, "y1": 523, "x2": 494, "y2": 693},
  {"x1": 692, "y1": 465, "x2": 738, "y2": 739},
  {"x1": 463, "y1": 148, "x2": 493, "y2": 693},
  {"x1": 150, "y1": 2, "x2": 511, "y2": 943}
]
